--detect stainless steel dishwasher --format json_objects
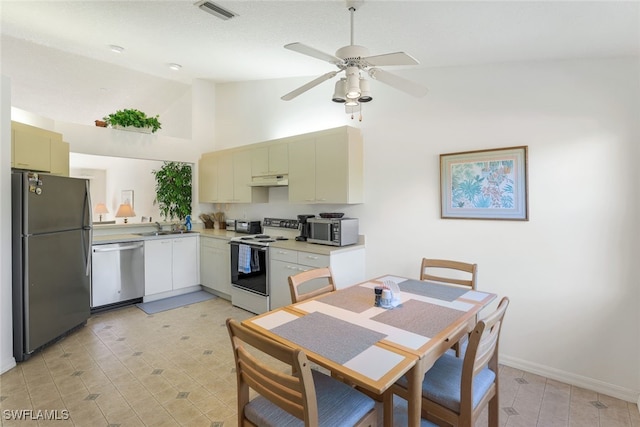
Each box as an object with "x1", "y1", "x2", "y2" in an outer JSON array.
[{"x1": 91, "y1": 241, "x2": 144, "y2": 309}]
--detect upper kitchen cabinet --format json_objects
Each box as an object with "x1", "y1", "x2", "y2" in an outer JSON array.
[
  {"x1": 11, "y1": 121, "x2": 69, "y2": 176},
  {"x1": 251, "y1": 141, "x2": 288, "y2": 177},
  {"x1": 288, "y1": 126, "x2": 363, "y2": 204},
  {"x1": 199, "y1": 149, "x2": 268, "y2": 204}
]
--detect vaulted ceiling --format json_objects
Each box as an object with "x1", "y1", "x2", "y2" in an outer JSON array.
[{"x1": 2, "y1": 1, "x2": 638, "y2": 127}]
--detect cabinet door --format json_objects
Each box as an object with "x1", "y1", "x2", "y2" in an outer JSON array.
[
  {"x1": 144, "y1": 239, "x2": 173, "y2": 295},
  {"x1": 251, "y1": 146, "x2": 270, "y2": 177},
  {"x1": 269, "y1": 258, "x2": 300, "y2": 309},
  {"x1": 315, "y1": 133, "x2": 348, "y2": 203},
  {"x1": 199, "y1": 154, "x2": 219, "y2": 202},
  {"x1": 200, "y1": 238, "x2": 217, "y2": 289},
  {"x1": 211, "y1": 238, "x2": 231, "y2": 295},
  {"x1": 217, "y1": 152, "x2": 234, "y2": 202},
  {"x1": 233, "y1": 150, "x2": 253, "y2": 202},
  {"x1": 50, "y1": 139, "x2": 70, "y2": 176},
  {"x1": 200, "y1": 237, "x2": 231, "y2": 296},
  {"x1": 172, "y1": 237, "x2": 199, "y2": 289},
  {"x1": 288, "y1": 138, "x2": 316, "y2": 203},
  {"x1": 269, "y1": 143, "x2": 288, "y2": 175},
  {"x1": 13, "y1": 128, "x2": 51, "y2": 172}
]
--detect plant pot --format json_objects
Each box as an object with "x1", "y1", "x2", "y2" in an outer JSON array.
[
  {"x1": 113, "y1": 124, "x2": 153, "y2": 134},
  {"x1": 95, "y1": 120, "x2": 107, "y2": 127}
]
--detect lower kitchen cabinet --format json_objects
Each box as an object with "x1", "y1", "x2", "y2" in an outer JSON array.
[
  {"x1": 269, "y1": 247, "x2": 365, "y2": 310},
  {"x1": 200, "y1": 236, "x2": 231, "y2": 298},
  {"x1": 144, "y1": 236, "x2": 200, "y2": 297}
]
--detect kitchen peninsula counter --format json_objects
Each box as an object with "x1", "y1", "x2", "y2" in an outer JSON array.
[{"x1": 94, "y1": 226, "x2": 365, "y2": 255}]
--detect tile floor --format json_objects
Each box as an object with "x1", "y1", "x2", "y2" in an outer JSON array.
[{"x1": 1, "y1": 296, "x2": 639, "y2": 427}]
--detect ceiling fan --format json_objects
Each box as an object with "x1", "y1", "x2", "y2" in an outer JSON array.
[{"x1": 281, "y1": 0, "x2": 428, "y2": 112}]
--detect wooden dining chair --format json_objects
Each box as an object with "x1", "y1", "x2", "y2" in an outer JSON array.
[
  {"x1": 420, "y1": 258, "x2": 478, "y2": 356},
  {"x1": 288, "y1": 267, "x2": 336, "y2": 303},
  {"x1": 226, "y1": 318, "x2": 377, "y2": 427},
  {"x1": 385, "y1": 297, "x2": 509, "y2": 427}
]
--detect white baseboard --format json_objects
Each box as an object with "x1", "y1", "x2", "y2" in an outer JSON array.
[
  {"x1": 501, "y1": 355, "x2": 640, "y2": 406},
  {"x1": 1, "y1": 357, "x2": 16, "y2": 375}
]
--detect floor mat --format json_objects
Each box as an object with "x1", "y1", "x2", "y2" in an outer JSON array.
[{"x1": 136, "y1": 290, "x2": 216, "y2": 314}]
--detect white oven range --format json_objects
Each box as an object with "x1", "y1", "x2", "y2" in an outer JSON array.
[{"x1": 229, "y1": 218, "x2": 299, "y2": 314}]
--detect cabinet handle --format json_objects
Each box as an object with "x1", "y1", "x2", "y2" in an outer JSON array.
[{"x1": 305, "y1": 255, "x2": 318, "y2": 260}]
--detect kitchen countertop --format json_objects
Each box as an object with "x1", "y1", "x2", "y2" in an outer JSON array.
[
  {"x1": 94, "y1": 228, "x2": 365, "y2": 255},
  {"x1": 198, "y1": 229, "x2": 366, "y2": 255},
  {"x1": 93, "y1": 231, "x2": 200, "y2": 244}
]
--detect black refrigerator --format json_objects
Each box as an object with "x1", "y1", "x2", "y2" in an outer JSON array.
[{"x1": 11, "y1": 172, "x2": 92, "y2": 361}]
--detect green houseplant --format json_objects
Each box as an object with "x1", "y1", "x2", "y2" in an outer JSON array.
[
  {"x1": 103, "y1": 108, "x2": 162, "y2": 133},
  {"x1": 152, "y1": 161, "x2": 192, "y2": 221}
]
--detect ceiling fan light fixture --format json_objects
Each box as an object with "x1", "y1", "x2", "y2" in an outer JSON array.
[
  {"x1": 345, "y1": 98, "x2": 359, "y2": 107},
  {"x1": 345, "y1": 66, "x2": 361, "y2": 99},
  {"x1": 358, "y1": 78, "x2": 372, "y2": 102},
  {"x1": 332, "y1": 79, "x2": 347, "y2": 103}
]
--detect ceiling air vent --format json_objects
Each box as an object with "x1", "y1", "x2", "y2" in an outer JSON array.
[{"x1": 194, "y1": 1, "x2": 237, "y2": 20}]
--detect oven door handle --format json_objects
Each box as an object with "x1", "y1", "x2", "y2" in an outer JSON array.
[{"x1": 229, "y1": 242, "x2": 268, "y2": 252}]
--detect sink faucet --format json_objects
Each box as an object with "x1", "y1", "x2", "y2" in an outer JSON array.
[{"x1": 155, "y1": 222, "x2": 162, "y2": 232}]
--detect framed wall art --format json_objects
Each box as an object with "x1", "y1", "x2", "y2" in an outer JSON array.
[{"x1": 440, "y1": 146, "x2": 528, "y2": 220}]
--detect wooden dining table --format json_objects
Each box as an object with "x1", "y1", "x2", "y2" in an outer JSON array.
[{"x1": 242, "y1": 274, "x2": 497, "y2": 427}]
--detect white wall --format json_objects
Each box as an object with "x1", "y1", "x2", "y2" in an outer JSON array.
[
  {"x1": 1, "y1": 76, "x2": 15, "y2": 373},
  {"x1": 211, "y1": 57, "x2": 640, "y2": 402}
]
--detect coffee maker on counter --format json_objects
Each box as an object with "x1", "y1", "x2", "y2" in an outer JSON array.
[{"x1": 295, "y1": 214, "x2": 315, "y2": 241}]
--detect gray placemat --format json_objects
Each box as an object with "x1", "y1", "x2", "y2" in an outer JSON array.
[
  {"x1": 371, "y1": 299, "x2": 466, "y2": 338},
  {"x1": 398, "y1": 279, "x2": 468, "y2": 302},
  {"x1": 271, "y1": 312, "x2": 386, "y2": 364},
  {"x1": 316, "y1": 285, "x2": 375, "y2": 313}
]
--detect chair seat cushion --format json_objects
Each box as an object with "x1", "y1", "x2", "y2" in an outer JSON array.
[
  {"x1": 397, "y1": 353, "x2": 495, "y2": 414},
  {"x1": 245, "y1": 369, "x2": 375, "y2": 426}
]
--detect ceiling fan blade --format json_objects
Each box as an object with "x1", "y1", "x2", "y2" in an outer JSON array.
[
  {"x1": 281, "y1": 71, "x2": 338, "y2": 101},
  {"x1": 368, "y1": 68, "x2": 428, "y2": 97},
  {"x1": 284, "y1": 42, "x2": 343, "y2": 65},
  {"x1": 364, "y1": 52, "x2": 420, "y2": 67}
]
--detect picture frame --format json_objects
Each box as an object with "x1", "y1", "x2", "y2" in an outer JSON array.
[
  {"x1": 440, "y1": 146, "x2": 528, "y2": 220},
  {"x1": 121, "y1": 190, "x2": 134, "y2": 209}
]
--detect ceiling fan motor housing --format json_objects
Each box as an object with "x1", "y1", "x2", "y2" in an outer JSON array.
[{"x1": 335, "y1": 45, "x2": 371, "y2": 68}]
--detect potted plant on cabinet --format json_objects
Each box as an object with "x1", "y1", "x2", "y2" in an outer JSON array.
[
  {"x1": 152, "y1": 161, "x2": 192, "y2": 221},
  {"x1": 103, "y1": 108, "x2": 162, "y2": 133}
]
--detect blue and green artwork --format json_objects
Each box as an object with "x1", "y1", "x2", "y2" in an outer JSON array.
[{"x1": 450, "y1": 160, "x2": 515, "y2": 209}]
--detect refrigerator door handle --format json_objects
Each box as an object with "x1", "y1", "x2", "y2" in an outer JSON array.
[{"x1": 84, "y1": 180, "x2": 93, "y2": 276}]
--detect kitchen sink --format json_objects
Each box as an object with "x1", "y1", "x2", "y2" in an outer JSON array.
[{"x1": 135, "y1": 230, "x2": 196, "y2": 236}]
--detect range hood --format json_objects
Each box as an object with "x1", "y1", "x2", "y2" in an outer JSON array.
[{"x1": 248, "y1": 175, "x2": 289, "y2": 187}]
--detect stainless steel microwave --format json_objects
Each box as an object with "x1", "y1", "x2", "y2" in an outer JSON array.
[{"x1": 307, "y1": 218, "x2": 359, "y2": 246}]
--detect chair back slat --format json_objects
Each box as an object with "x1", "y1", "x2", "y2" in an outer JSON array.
[
  {"x1": 239, "y1": 350, "x2": 304, "y2": 405},
  {"x1": 289, "y1": 267, "x2": 336, "y2": 303},
  {"x1": 420, "y1": 258, "x2": 478, "y2": 289}
]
